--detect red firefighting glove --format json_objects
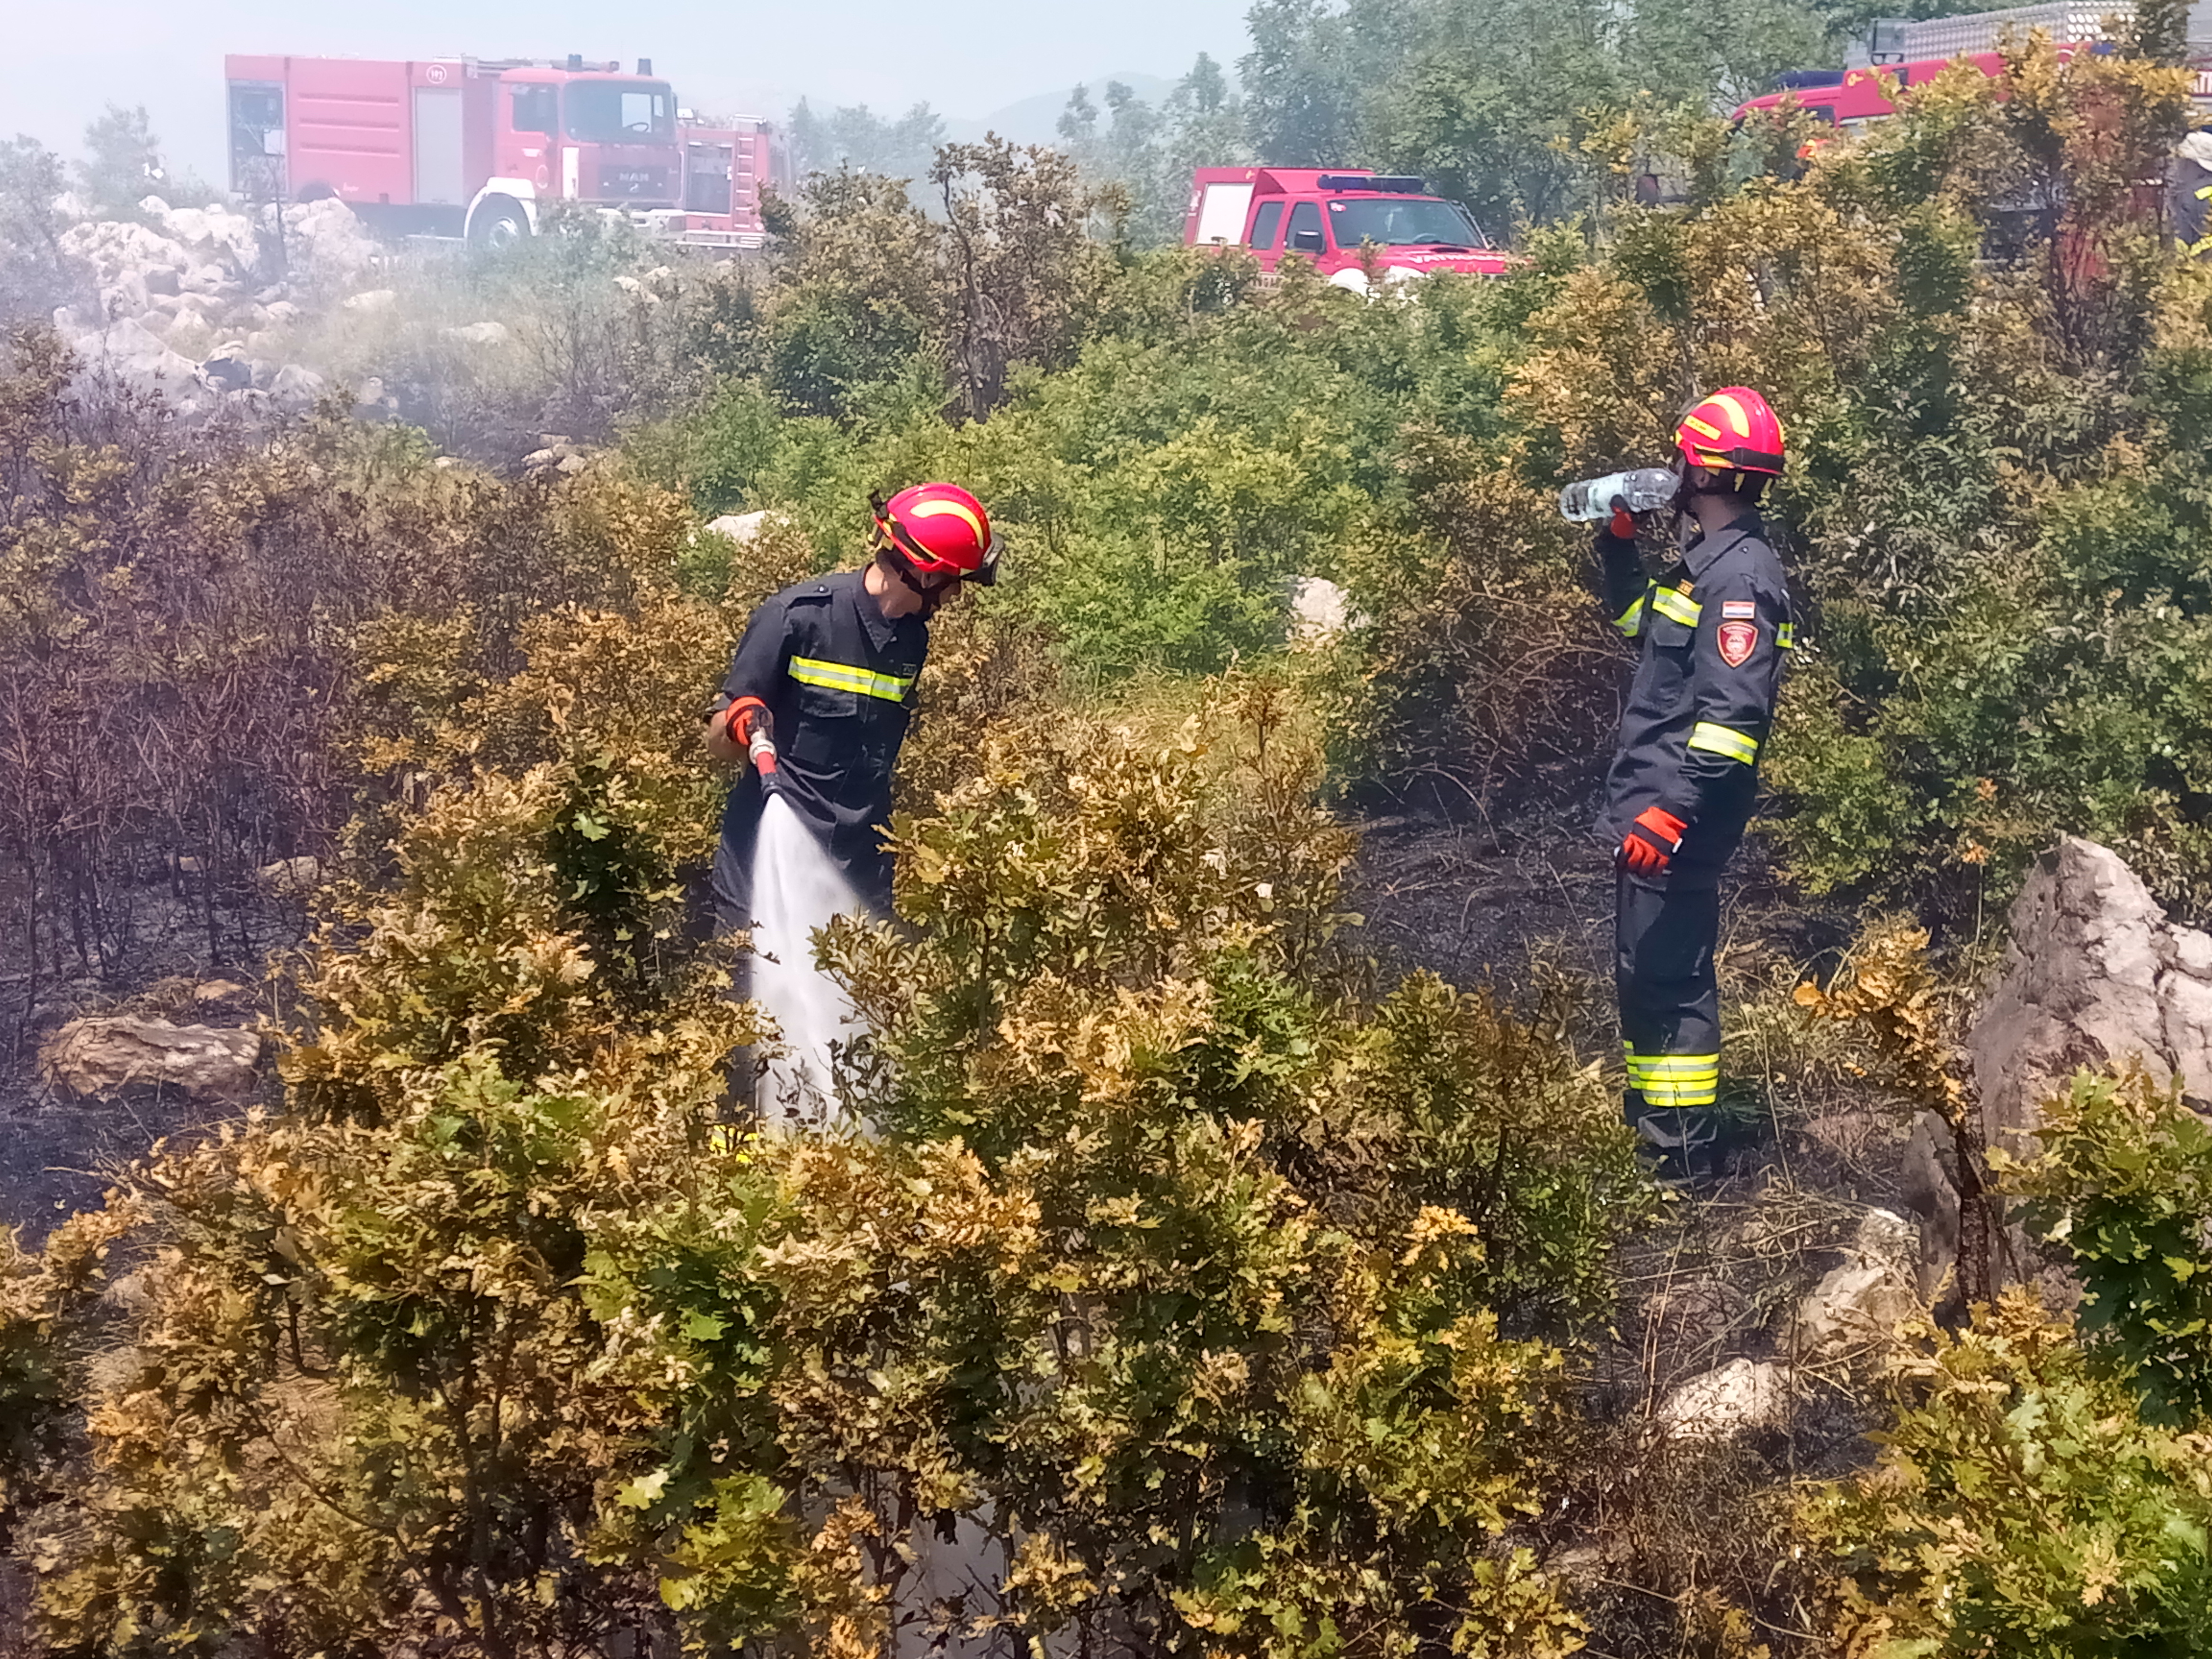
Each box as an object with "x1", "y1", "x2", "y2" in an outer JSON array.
[
  {"x1": 1620, "y1": 806, "x2": 1688, "y2": 876},
  {"x1": 722, "y1": 696, "x2": 778, "y2": 776}
]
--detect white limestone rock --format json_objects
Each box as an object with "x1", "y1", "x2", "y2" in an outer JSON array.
[
  {"x1": 1786, "y1": 1207, "x2": 1923, "y2": 1363},
  {"x1": 42, "y1": 1016, "x2": 261, "y2": 1102},
  {"x1": 1969, "y1": 836, "x2": 2212, "y2": 1145},
  {"x1": 1656, "y1": 1359, "x2": 1794, "y2": 1441}
]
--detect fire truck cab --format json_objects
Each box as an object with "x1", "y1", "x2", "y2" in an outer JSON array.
[
  {"x1": 1183, "y1": 169, "x2": 1514, "y2": 293},
  {"x1": 224, "y1": 54, "x2": 779, "y2": 248}
]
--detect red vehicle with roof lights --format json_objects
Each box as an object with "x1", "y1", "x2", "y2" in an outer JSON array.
[
  {"x1": 1732, "y1": 54, "x2": 2016, "y2": 133},
  {"x1": 225, "y1": 53, "x2": 783, "y2": 248},
  {"x1": 1731, "y1": 2, "x2": 2212, "y2": 135},
  {"x1": 1183, "y1": 168, "x2": 1515, "y2": 293}
]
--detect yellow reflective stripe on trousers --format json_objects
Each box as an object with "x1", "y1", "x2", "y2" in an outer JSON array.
[
  {"x1": 1638, "y1": 1079, "x2": 1719, "y2": 1106},
  {"x1": 1626, "y1": 1049, "x2": 1720, "y2": 1106},
  {"x1": 1687, "y1": 721, "x2": 1759, "y2": 765},
  {"x1": 1649, "y1": 587, "x2": 1702, "y2": 628},
  {"x1": 789, "y1": 655, "x2": 914, "y2": 702},
  {"x1": 1613, "y1": 596, "x2": 1645, "y2": 637}
]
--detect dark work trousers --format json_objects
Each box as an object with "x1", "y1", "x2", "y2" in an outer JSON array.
[{"x1": 1615, "y1": 871, "x2": 1722, "y2": 1113}]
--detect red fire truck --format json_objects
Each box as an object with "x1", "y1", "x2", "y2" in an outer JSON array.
[
  {"x1": 1183, "y1": 169, "x2": 1515, "y2": 293},
  {"x1": 667, "y1": 118, "x2": 780, "y2": 248},
  {"x1": 1733, "y1": 54, "x2": 2015, "y2": 130},
  {"x1": 224, "y1": 54, "x2": 783, "y2": 248},
  {"x1": 1731, "y1": 1, "x2": 2212, "y2": 130}
]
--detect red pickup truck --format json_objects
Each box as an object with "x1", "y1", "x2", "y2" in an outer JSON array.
[{"x1": 1183, "y1": 168, "x2": 1514, "y2": 293}]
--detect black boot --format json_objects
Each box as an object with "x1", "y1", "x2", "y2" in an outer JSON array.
[{"x1": 1623, "y1": 1093, "x2": 1721, "y2": 1180}]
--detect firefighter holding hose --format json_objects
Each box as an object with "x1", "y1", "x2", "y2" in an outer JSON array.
[
  {"x1": 1595, "y1": 389, "x2": 1793, "y2": 1173},
  {"x1": 703, "y1": 483, "x2": 998, "y2": 938}
]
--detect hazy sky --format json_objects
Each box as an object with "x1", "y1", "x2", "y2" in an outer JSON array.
[{"x1": 9, "y1": 0, "x2": 1254, "y2": 190}]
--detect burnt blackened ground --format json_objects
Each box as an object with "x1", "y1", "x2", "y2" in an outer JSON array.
[
  {"x1": 4, "y1": 797, "x2": 1887, "y2": 1241},
  {"x1": 0, "y1": 793, "x2": 1923, "y2": 1655},
  {"x1": 1349, "y1": 790, "x2": 1926, "y2": 1651},
  {"x1": 0, "y1": 883, "x2": 298, "y2": 1249}
]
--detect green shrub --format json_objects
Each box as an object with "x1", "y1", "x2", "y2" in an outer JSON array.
[
  {"x1": 2008, "y1": 1069, "x2": 2212, "y2": 1425},
  {"x1": 1808, "y1": 1292, "x2": 2212, "y2": 1656}
]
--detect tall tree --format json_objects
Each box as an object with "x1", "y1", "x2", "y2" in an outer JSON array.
[
  {"x1": 75, "y1": 104, "x2": 164, "y2": 218},
  {"x1": 786, "y1": 100, "x2": 947, "y2": 180},
  {"x1": 1057, "y1": 55, "x2": 1255, "y2": 244}
]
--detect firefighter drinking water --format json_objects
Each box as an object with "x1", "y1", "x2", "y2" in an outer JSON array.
[
  {"x1": 1588, "y1": 389, "x2": 1794, "y2": 1172},
  {"x1": 703, "y1": 482, "x2": 998, "y2": 943}
]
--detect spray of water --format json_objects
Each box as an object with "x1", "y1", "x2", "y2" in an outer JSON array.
[{"x1": 749, "y1": 792, "x2": 869, "y2": 1128}]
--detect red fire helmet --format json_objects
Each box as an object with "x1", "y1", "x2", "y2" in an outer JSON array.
[
  {"x1": 1675, "y1": 387, "x2": 1785, "y2": 478},
  {"x1": 872, "y1": 483, "x2": 998, "y2": 584}
]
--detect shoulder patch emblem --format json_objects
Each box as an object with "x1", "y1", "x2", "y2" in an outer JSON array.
[
  {"x1": 1721, "y1": 599, "x2": 1757, "y2": 619},
  {"x1": 1716, "y1": 620, "x2": 1758, "y2": 668}
]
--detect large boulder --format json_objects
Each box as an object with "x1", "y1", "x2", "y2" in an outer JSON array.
[
  {"x1": 57, "y1": 219, "x2": 193, "y2": 303},
  {"x1": 269, "y1": 364, "x2": 327, "y2": 412},
  {"x1": 158, "y1": 310, "x2": 220, "y2": 363},
  {"x1": 1898, "y1": 1110, "x2": 1962, "y2": 1302},
  {"x1": 281, "y1": 197, "x2": 379, "y2": 286},
  {"x1": 255, "y1": 855, "x2": 324, "y2": 898},
  {"x1": 149, "y1": 202, "x2": 259, "y2": 273},
  {"x1": 1288, "y1": 575, "x2": 1352, "y2": 649},
  {"x1": 1783, "y1": 1207, "x2": 1922, "y2": 1363},
  {"x1": 1968, "y1": 837, "x2": 2212, "y2": 1145},
  {"x1": 704, "y1": 509, "x2": 771, "y2": 544},
  {"x1": 42, "y1": 1016, "x2": 261, "y2": 1103},
  {"x1": 1656, "y1": 1358, "x2": 1793, "y2": 1441},
  {"x1": 73, "y1": 318, "x2": 203, "y2": 398},
  {"x1": 98, "y1": 268, "x2": 150, "y2": 319}
]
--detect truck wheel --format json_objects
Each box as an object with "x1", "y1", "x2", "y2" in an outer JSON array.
[{"x1": 469, "y1": 198, "x2": 530, "y2": 251}]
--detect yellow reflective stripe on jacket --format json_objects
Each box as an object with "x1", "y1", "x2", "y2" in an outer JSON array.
[
  {"x1": 1687, "y1": 721, "x2": 1759, "y2": 765},
  {"x1": 1776, "y1": 621, "x2": 1796, "y2": 650},
  {"x1": 1613, "y1": 596, "x2": 1646, "y2": 637},
  {"x1": 789, "y1": 655, "x2": 915, "y2": 703},
  {"x1": 1649, "y1": 586, "x2": 1702, "y2": 628}
]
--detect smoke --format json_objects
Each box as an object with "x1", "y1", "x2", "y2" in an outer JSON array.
[{"x1": 749, "y1": 792, "x2": 869, "y2": 1129}]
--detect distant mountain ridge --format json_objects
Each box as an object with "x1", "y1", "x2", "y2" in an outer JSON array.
[{"x1": 943, "y1": 72, "x2": 1178, "y2": 146}]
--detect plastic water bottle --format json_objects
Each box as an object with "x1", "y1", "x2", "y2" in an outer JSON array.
[{"x1": 1558, "y1": 467, "x2": 1678, "y2": 523}]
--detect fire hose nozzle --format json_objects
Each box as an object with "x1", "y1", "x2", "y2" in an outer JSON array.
[{"x1": 723, "y1": 696, "x2": 777, "y2": 775}]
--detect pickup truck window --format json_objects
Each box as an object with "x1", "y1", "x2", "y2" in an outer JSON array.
[
  {"x1": 1326, "y1": 196, "x2": 1486, "y2": 249},
  {"x1": 1285, "y1": 200, "x2": 1326, "y2": 254},
  {"x1": 1249, "y1": 200, "x2": 1285, "y2": 250}
]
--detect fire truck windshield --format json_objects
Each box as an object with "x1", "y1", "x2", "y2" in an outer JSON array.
[
  {"x1": 1326, "y1": 196, "x2": 1487, "y2": 250},
  {"x1": 564, "y1": 81, "x2": 675, "y2": 143}
]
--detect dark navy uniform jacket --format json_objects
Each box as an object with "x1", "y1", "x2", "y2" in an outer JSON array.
[
  {"x1": 1595, "y1": 515, "x2": 1794, "y2": 888},
  {"x1": 711, "y1": 570, "x2": 928, "y2": 918}
]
